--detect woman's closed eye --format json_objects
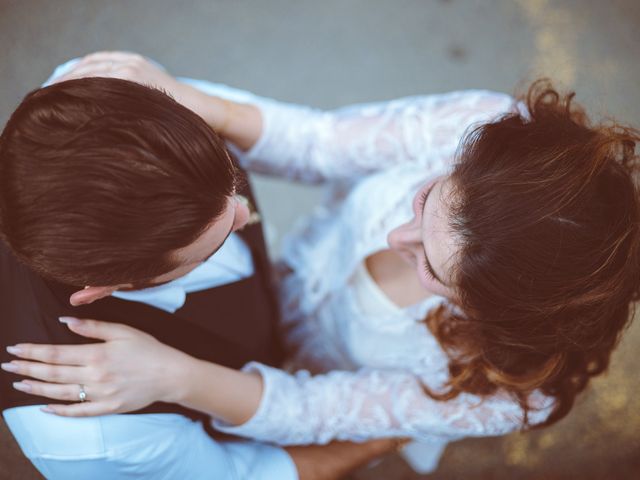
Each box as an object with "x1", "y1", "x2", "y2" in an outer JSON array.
[
  {"x1": 417, "y1": 188, "x2": 430, "y2": 213},
  {"x1": 418, "y1": 183, "x2": 438, "y2": 282},
  {"x1": 423, "y1": 259, "x2": 437, "y2": 281},
  {"x1": 418, "y1": 179, "x2": 453, "y2": 289}
]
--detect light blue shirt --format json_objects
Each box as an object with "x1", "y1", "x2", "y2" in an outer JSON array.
[{"x1": 2, "y1": 59, "x2": 297, "y2": 480}]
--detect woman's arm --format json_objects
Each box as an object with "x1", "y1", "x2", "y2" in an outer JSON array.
[
  {"x1": 172, "y1": 355, "x2": 264, "y2": 425},
  {"x1": 198, "y1": 85, "x2": 516, "y2": 184},
  {"x1": 3, "y1": 318, "x2": 265, "y2": 424},
  {"x1": 50, "y1": 52, "x2": 263, "y2": 151},
  {"x1": 55, "y1": 52, "x2": 515, "y2": 184},
  {"x1": 211, "y1": 362, "x2": 554, "y2": 446},
  {"x1": 3, "y1": 318, "x2": 553, "y2": 443}
]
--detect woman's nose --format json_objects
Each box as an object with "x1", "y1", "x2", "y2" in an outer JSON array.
[{"x1": 387, "y1": 222, "x2": 422, "y2": 252}]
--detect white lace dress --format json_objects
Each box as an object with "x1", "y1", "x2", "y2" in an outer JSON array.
[{"x1": 189, "y1": 82, "x2": 554, "y2": 472}]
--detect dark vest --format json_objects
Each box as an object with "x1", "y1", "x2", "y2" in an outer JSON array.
[{"x1": 0, "y1": 175, "x2": 283, "y2": 419}]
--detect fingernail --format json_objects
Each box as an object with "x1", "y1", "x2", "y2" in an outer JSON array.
[
  {"x1": 40, "y1": 406, "x2": 54, "y2": 414},
  {"x1": 1, "y1": 362, "x2": 18, "y2": 372},
  {"x1": 59, "y1": 316, "x2": 79, "y2": 325},
  {"x1": 6, "y1": 346, "x2": 22, "y2": 355},
  {"x1": 7, "y1": 347, "x2": 22, "y2": 355},
  {"x1": 13, "y1": 382, "x2": 31, "y2": 392}
]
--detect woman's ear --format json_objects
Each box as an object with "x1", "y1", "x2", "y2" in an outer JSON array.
[{"x1": 69, "y1": 286, "x2": 119, "y2": 306}]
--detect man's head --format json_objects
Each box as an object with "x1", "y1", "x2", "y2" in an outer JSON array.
[{"x1": 0, "y1": 77, "x2": 246, "y2": 305}]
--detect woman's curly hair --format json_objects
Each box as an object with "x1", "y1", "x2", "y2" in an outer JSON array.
[{"x1": 426, "y1": 79, "x2": 640, "y2": 427}]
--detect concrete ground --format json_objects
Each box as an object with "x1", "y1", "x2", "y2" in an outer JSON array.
[{"x1": 1, "y1": 0, "x2": 639, "y2": 478}]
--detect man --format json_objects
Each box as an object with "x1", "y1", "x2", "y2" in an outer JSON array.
[{"x1": 0, "y1": 56, "x2": 392, "y2": 479}]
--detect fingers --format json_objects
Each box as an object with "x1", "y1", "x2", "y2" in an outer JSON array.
[
  {"x1": 1, "y1": 360, "x2": 87, "y2": 384},
  {"x1": 54, "y1": 64, "x2": 115, "y2": 83},
  {"x1": 13, "y1": 380, "x2": 88, "y2": 402},
  {"x1": 53, "y1": 51, "x2": 147, "y2": 84},
  {"x1": 13, "y1": 381, "x2": 115, "y2": 417},
  {"x1": 59, "y1": 317, "x2": 136, "y2": 341},
  {"x1": 54, "y1": 62, "x2": 135, "y2": 83},
  {"x1": 80, "y1": 51, "x2": 145, "y2": 65},
  {"x1": 42, "y1": 401, "x2": 114, "y2": 418},
  {"x1": 6, "y1": 342, "x2": 101, "y2": 366}
]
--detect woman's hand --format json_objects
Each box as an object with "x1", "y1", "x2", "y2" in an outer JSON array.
[
  {"x1": 52, "y1": 51, "x2": 262, "y2": 150},
  {"x1": 1, "y1": 317, "x2": 194, "y2": 417},
  {"x1": 52, "y1": 51, "x2": 226, "y2": 129}
]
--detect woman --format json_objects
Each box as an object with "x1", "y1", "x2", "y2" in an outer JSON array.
[{"x1": 4, "y1": 53, "x2": 639, "y2": 473}]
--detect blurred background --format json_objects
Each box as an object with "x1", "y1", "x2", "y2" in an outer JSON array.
[{"x1": 0, "y1": 0, "x2": 638, "y2": 478}]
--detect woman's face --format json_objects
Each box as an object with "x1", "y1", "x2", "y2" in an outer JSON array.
[{"x1": 387, "y1": 175, "x2": 458, "y2": 299}]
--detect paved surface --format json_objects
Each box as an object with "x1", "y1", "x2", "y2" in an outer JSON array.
[{"x1": 1, "y1": 1, "x2": 639, "y2": 478}]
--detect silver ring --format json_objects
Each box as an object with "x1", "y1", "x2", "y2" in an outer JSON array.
[{"x1": 78, "y1": 384, "x2": 87, "y2": 402}]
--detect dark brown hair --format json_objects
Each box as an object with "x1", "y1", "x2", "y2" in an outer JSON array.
[
  {"x1": 0, "y1": 77, "x2": 237, "y2": 286},
  {"x1": 428, "y1": 80, "x2": 640, "y2": 427}
]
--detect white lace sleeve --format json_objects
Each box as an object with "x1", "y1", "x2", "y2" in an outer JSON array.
[
  {"x1": 213, "y1": 362, "x2": 552, "y2": 446},
  {"x1": 240, "y1": 90, "x2": 515, "y2": 183}
]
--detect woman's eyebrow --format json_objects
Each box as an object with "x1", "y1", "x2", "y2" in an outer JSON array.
[{"x1": 421, "y1": 181, "x2": 450, "y2": 287}]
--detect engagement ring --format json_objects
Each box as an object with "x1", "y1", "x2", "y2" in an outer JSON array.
[{"x1": 78, "y1": 384, "x2": 87, "y2": 402}]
